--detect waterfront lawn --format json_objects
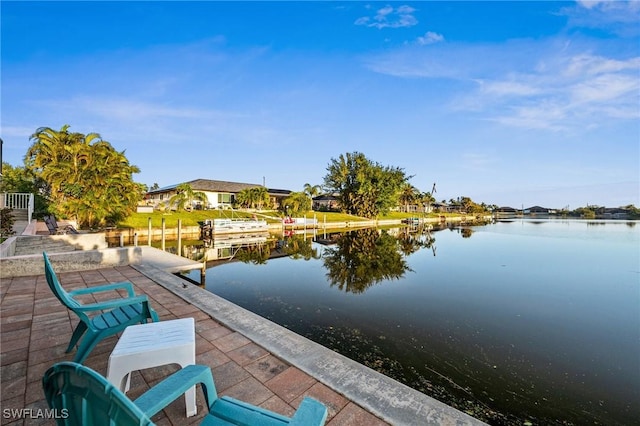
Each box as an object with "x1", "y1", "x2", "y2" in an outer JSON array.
[{"x1": 119, "y1": 210, "x2": 255, "y2": 228}]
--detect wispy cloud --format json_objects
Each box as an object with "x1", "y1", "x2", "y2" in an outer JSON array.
[
  {"x1": 364, "y1": 37, "x2": 639, "y2": 131},
  {"x1": 561, "y1": 0, "x2": 640, "y2": 36},
  {"x1": 416, "y1": 31, "x2": 444, "y2": 45},
  {"x1": 355, "y1": 5, "x2": 418, "y2": 29}
]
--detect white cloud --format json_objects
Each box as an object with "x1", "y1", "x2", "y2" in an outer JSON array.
[
  {"x1": 0, "y1": 126, "x2": 36, "y2": 138},
  {"x1": 355, "y1": 4, "x2": 418, "y2": 29},
  {"x1": 365, "y1": 38, "x2": 640, "y2": 131},
  {"x1": 562, "y1": 0, "x2": 640, "y2": 36},
  {"x1": 416, "y1": 31, "x2": 444, "y2": 45},
  {"x1": 570, "y1": 73, "x2": 639, "y2": 104}
]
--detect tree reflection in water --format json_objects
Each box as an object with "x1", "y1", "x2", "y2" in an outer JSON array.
[
  {"x1": 277, "y1": 234, "x2": 321, "y2": 260},
  {"x1": 396, "y1": 227, "x2": 437, "y2": 256},
  {"x1": 323, "y1": 228, "x2": 426, "y2": 293}
]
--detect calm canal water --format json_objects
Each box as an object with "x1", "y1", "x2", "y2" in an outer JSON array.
[{"x1": 184, "y1": 219, "x2": 639, "y2": 425}]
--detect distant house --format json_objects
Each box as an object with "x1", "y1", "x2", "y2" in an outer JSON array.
[
  {"x1": 600, "y1": 208, "x2": 629, "y2": 219},
  {"x1": 431, "y1": 202, "x2": 450, "y2": 213},
  {"x1": 146, "y1": 179, "x2": 291, "y2": 210},
  {"x1": 312, "y1": 194, "x2": 340, "y2": 211},
  {"x1": 523, "y1": 206, "x2": 556, "y2": 215},
  {"x1": 495, "y1": 206, "x2": 518, "y2": 213},
  {"x1": 494, "y1": 206, "x2": 519, "y2": 217}
]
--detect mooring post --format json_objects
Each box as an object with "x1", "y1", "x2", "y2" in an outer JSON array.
[
  {"x1": 148, "y1": 217, "x2": 152, "y2": 246},
  {"x1": 161, "y1": 218, "x2": 166, "y2": 251},
  {"x1": 200, "y1": 253, "x2": 206, "y2": 288},
  {"x1": 134, "y1": 232, "x2": 138, "y2": 247},
  {"x1": 119, "y1": 234, "x2": 124, "y2": 247},
  {"x1": 177, "y1": 219, "x2": 182, "y2": 257}
]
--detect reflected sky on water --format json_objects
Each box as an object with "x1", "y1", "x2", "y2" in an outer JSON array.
[{"x1": 186, "y1": 219, "x2": 639, "y2": 425}]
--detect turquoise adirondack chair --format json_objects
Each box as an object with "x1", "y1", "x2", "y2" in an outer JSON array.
[
  {"x1": 43, "y1": 362, "x2": 328, "y2": 426},
  {"x1": 43, "y1": 252, "x2": 159, "y2": 363}
]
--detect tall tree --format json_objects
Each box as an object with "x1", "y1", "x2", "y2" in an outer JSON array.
[
  {"x1": 303, "y1": 183, "x2": 321, "y2": 199},
  {"x1": 250, "y1": 187, "x2": 270, "y2": 209},
  {"x1": 281, "y1": 191, "x2": 311, "y2": 215},
  {"x1": 419, "y1": 191, "x2": 436, "y2": 213},
  {"x1": 168, "y1": 183, "x2": 208, "y2": 211},
  {"x1": 398, "y1": 183, "x2": 420, "y2": 212},
  {"x1": 25, "y1": 125, "x2": 143, "y2": 228},
  {"x1": 323, "y1": 152, "x2": 408, "y2": 218},
  {"x1": 235, "y1": 187, "x2": 269, "y2": 209}
]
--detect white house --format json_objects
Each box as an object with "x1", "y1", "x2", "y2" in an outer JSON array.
[{"x1": 145, "y1": 179, "x2": 291, "y2": 210}]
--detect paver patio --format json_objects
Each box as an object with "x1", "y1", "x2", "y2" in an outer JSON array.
[{"x1": 0, "y1": 265, "x2": 389, "y2": 426}]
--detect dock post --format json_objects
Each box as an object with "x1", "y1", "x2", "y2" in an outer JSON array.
[
  {"x1": 134, "y1": 232, "x2": 138, "y2": 247},
  {"x1": 177, "y1": 219, "x2": 182, "y2": 257},
  {"x1": 200, "y1": 253, "x2": 206, "y2": 288},
  {"x1": 161, "y1": 218, "x2": 166, "y2": 251},
  {"x1": 148, "y1": 217, "x2": 152, "y2": 246},
  {"x1": 119, "y1": 234, "x2": 124, "y2": 247}
]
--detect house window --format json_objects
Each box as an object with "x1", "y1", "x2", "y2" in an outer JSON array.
[{"x1": 218, "y1": 193, "x2": 233, "y2": 204}]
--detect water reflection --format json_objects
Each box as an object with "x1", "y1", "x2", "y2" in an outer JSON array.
[
  {"x1": 323, "y1": 228, "x2": 415, "y2": 293},
  {"x1": 460, "y1": 227, "x2": 474, "y2": 238},
  {"x1": 275, "y1": 234, "x2": 321, "y2": 260},
  {"x1": 180, "y1": 219, "x2": 639, "y2": 425}
]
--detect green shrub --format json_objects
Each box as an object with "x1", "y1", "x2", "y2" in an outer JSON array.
[{"x1": 0, "y1": 208, "x2": 16, "y2": 240}]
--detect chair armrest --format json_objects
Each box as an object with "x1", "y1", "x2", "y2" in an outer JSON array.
[
  {"x1": 290, "y1": 397, "x2": 328, "y2": 426},
  {"x1": 68, "y1": 281, "x2": 135, "y2": 297},
  {"x1": 72, "y1": 295, "x2": 150, "y2": 312},
  {"x1": 134, "y1": 365, "x2": 217, "y2": 418}
]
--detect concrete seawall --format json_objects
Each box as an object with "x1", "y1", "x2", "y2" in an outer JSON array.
[{"x1": 114, "y1": 215, "x2": 494, "y2": 243}]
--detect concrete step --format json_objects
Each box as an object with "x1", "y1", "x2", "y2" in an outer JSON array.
[
  {"x1": 9, "y1": 209, "x2": 29, "y2": 221},
  {"x1": 14, "y1": 236, "x2": 81, "y2": 256}
]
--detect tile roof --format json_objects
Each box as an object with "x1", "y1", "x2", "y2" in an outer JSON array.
[{"x1": 148, "y1": 179, "x2": 291, "y2": 196}]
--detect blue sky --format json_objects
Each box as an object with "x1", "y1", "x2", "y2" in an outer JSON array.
[{"x1": 2, "y1": 1, "x2": 638, "y2": 209}]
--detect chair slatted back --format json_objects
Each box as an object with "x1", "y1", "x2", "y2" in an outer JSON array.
[
  {"x1": 43, "y1": 362, "x2": 152, "y2": 426},
  {"x1": 44, "y1": 216, "x2": 58, "y2": 234},
  {"x1": 43, "y1": 252, "x2": 81, "y2": 310}
]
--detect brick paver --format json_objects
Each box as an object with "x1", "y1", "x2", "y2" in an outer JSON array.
[{"x1": 0, "y1": 266, "x2": 390, "y2": 425}]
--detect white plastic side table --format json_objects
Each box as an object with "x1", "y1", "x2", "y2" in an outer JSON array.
[{"x1": 107, "y1": 317, "x2": 197, "y2": 417}]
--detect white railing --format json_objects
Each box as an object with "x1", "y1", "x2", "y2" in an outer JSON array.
[{"x1": 1, "y1": 193, "x2": 34, "y2": 223}]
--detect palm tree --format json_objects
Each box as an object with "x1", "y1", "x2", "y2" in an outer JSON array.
[
  {"x1": 235, "y1": 187, "x2": 269, "y2": 209},
  {"x1": 168, "y1": 183, "x2": 208, "y2": 211},
  {"x1": 420, "y1": 191, "x2": 435, "y2": 213},
  {"x1": 26, "y1": 125, "x2": 143, "y2": 227},
  {"x1": 303, "y1": 183, "x2": 321, "y2": 199},
  {"x1": 398, "y1": 183, "x2": 419, "y2": 213},
  {"x1": 249, "y1": 187, "x2": 270, "y2": 210},
  {"x1": 235, "y1": 188, "x2": 253, "y2": 209}
]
